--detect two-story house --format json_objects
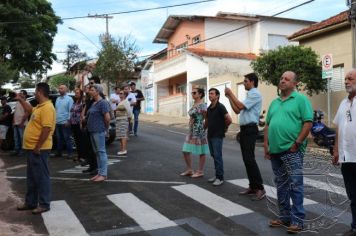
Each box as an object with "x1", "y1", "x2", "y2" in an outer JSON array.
[{"x1": 142, "y1": 12, "x2": 314, "y2": 121}]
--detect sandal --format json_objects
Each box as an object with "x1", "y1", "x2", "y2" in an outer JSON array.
[
  {"x1": 191, "y1": 171, "x2": 204, "y2": 178},
  {"x1": 180, "y1": 170, "x2": 193, "y2": 176}
]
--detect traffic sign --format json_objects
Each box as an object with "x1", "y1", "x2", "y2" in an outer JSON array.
[{"x1": 322, "y1": 54, "x2": 333, "y2": 79}]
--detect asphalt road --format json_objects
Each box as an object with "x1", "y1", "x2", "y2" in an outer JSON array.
[{"x1": 0, "y1": 121, "x2": 352, "y2": 235}]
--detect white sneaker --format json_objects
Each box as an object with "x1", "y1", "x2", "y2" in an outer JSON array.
[
  {"x1": 212, "y1": 179, "x2": 224, "y2": 186},
  {"x1": 208, "y1": 176, "x2": 216, "y2": 183},
  {"x1": 117, "y1": 150, "x2": 127, "y2": 156}
]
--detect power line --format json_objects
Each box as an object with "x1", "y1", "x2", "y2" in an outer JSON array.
[
  {"x1": 0, "y1": 0, "x2": 215, "y2": 24},
  {"x1": 139, "y1": 0, "x2": 314, "y2": 59},
  {"x1": 61, "y1": 0, "x2": 216, "y2": 20}
]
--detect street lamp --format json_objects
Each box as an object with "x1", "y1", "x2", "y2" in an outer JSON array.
[{"x1": 68, "y1": 27, "x2": 100, "y2": 50}]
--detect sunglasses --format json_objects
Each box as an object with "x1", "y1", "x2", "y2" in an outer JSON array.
[
  {"x1": 191, "y1": 91, "x2": 197, "y2": 95},
  {"x1": 347, "y1": 109, "x2": 352, "y2": 122}
]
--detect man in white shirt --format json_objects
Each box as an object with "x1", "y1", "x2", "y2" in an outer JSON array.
[
  {"x1": 12, "y1": 90, "x2": 30, "y2": 156},
  {"x1": 333, "y1": 68, "x2": 356, "y2": 236},
  {"x1": 110, "y1": 86, "x2": 120, "y2": 111},
  {"x1": 123, "y1": 84, "x2": 136, "y2": 135}
]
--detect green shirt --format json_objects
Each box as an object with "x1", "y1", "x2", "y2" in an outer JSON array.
[{"x1": 266, "y1": 91, "x2": 313, "y2": 154}]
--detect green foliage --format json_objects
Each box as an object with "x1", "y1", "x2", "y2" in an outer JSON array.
[
  {"x1": 251, "y1": 45, "x2": 326, "y2": 96},
  {"x1": 60, "y1": 44, "x2": 88, "y2": 72},
  {"x1": 18, "y1": 75, "x2": 35, "y2": 89},
  {"x1": 49, "y1": 74, "x2": 76, "y2": 91},
  {"x1": 0, "y1": 62, "x2": 18, "y2": 85},
  {"x1": 94, "y1": 35, "x2": 139, "y2": 86},
  {"x1": 0, "y1": 0, "x2": 61, "y2": 77}
]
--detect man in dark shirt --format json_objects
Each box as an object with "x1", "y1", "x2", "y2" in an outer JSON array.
[
  {"x1": 0, "y1": 97, "x2": 12, "y2": 150},
  {"x1": 205, "y1": 88, "x2": 232, "y2": 186},
  {"x1": 129, "y1": 82, "x2": 145, "y2": 136}
]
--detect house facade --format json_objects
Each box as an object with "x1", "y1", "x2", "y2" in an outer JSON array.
[
  {"x1": 141, "y1": 12, "x2": 313, "y2": 122},
  {"x1": 289, "y1": 11, "x2": 351, "y2": 123}
]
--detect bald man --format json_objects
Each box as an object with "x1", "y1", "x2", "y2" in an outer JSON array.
[
  {"x1": 333, "y1": 69, "x2": 356, "y2": 236},
  {"x1": 55, "y1": 84, "x2": 74, "y2": 158},
  {"x1": 264, "y1": 71, "x2": 313, "y2": 233}
]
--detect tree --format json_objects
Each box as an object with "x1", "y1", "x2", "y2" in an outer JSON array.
[
  {"x1": 49, "y1": 75, "x2": 76, "y2": 91},
  {"x1": 251, "y1": 45, "x2": 326, "y2": 96},
  {"x1": 0, "y1": 0, "x2": 61, "y2": 78},
  {"x1": 61, "y1": 44, "x2": 88, "y2": 72},
  {"x1": 18, "y1": 75, "x2": 35, "y2": 89},
  {"x1": 0, "y1": 62, "x2": 18, "y2": 85},
  {"x1": 94, "y1": 35, "x2": 139, "y2": 87}
]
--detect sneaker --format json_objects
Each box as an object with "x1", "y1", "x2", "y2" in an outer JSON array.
[
  {"x1": 117, "y1": 150, "x2": 127, "y2": 156},
  {"x1": 208, "y1": 176, "x2": 216, "y2": 183},
  {"x1": 212, "y1": 179, "x2": 224, "y2": 186}
]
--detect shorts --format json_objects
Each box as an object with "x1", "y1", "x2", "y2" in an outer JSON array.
[{"x1": 0, "y1": 125, "x2": 9, "y2": 139}]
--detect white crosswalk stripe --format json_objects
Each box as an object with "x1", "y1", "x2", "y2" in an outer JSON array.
[
  {"x1": 42, "y1": 200, "x2": 88, "y2": 236},
  {"x1": 172, "y1": 184, "x2": 253, "y2": 217},
  {"x1": 107, "y1": 193, "x2": 177, "y2": 231},
  {"x1": 304, "y1": 177, "x2": 347, "y2": 196},
  {"x1": 228, "y1": 178, "x2": 318, "y2": 205}
]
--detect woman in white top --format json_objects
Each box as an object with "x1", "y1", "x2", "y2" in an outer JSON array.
[{"x1": 115, "y1": 90, "x2": 132, "y2": 156}]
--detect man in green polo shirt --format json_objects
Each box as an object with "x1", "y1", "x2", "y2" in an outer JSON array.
[{"x1": 264, "y1": 71, "x2": 313, "y2": 234}]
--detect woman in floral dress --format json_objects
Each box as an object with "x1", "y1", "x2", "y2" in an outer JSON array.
[{"x1": 180, "y1": 88, "x2": 209, "y2": 178}]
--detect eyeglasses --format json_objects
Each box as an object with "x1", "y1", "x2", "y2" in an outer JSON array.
[
  {"x1": 347, "y1": 109, "x2": 352, "y2": 122},
  {"x1": 191, "y1": 91, "x2": 197, "y2": 95}
]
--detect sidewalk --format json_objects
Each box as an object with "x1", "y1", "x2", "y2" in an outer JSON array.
[{"x1": 140, "y1": 113, "x2": 239, "y2": 139}]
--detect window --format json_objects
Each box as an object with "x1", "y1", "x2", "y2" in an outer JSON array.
[
  {"x1": 268, "y1": 34, "x2": 288, "y2": 50},
  {"x1": 176, "y1": 84, "x2": 186, "y2": 94},
  {"x1": 176, "y1": 41, "x2": 188, "y2": 53},
  {"x1": 330, "y1": 65, "x2": 344, "y2": 92},
  {"x1": 192, "y1": 35, "x2": 200, "y2": 44}
]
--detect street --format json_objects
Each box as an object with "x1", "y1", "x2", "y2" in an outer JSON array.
[{"x1": 0, "y1": 120, "x2": 352, "y2": 236}]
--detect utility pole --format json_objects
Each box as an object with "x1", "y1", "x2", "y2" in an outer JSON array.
[
  {"x1": 88, "y1": 14, "x2": 113, "y2": 42},
  {"x1": 350, "y1": 0, "x2": 356, "y2": 67}
]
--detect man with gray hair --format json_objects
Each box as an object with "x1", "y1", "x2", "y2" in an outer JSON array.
[
  {"x1": 55, "y1": 84, "x2": 73, "y2": 159},
  {"x1": 264, "y1": 71, "x2": 313, "y2": 234},
  {"x1": 333, "y1": 69, "x2": 356, "y2": 236}
]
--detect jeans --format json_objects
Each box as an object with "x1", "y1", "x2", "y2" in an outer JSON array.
[
  {"x1": 71, "y1": 124, "x2": 84, "y2": 159},
  {"x1": 341, "y1": 163, "x2": 356, "y2": 230},
  {"x1": 239, "y1": 125, "x2": 264, "y2": 190},
  {"x1": 82, "y1": 129, "x2": 97, "y2": 170},
  {"x1": 13, "y1": 125, "x2": 25, "y2": 152},
  {"x1": 90, "y1": 131, "x2": 108, "y2": 176},
  {"x1": 208, "y1": 137, "x2": 224, "y2": 180},
  {"x1": 133, "y1": 108, "x2": 140, "y2": 135},
  {"x1": 25, "y1": 150, "x2": 51, "y2": 209},
  {"x1": 55, "y1": 124, "x2": 73, "y2": 156},
  {"x1": 271, "y1": 151, "x2": 305, "y2": 227}
]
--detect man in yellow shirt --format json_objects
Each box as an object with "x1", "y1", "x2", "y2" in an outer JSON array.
[{"x1": 16, "y1": 83, "x2": 56, "y2": 214}]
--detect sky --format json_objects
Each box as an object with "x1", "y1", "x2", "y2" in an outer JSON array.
[{"x1": 47, "y1": 0, "x2": 348, "y2": 75}]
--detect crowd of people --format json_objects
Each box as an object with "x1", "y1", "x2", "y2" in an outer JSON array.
[{"x1": 1, "y1": 69, "x2": 356, "y2": 235}]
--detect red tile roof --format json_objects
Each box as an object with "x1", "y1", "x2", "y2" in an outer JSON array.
[
  {"x1": 187, "y1": 48, "x2": 257, "y2": 60},
  {"x1": 289, "y1": 11, "x2": 349, "y2": 39}
]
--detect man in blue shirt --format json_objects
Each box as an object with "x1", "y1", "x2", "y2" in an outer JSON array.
[
  {"x1": 225, "y1": 72, "x2": 265, "y2": 200},
  {"x1": 55, "y1": 85, "x2": 74, "y2": 159}
]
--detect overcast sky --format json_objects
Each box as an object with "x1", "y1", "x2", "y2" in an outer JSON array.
[{"x1": 47, "y1": 0, "x2": 348, "y2": 75}]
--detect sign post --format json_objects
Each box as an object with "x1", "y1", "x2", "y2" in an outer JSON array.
[{"x1": 322, "y1": 54, "x2": 333, "y2": 126}]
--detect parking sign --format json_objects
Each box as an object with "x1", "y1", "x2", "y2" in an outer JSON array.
[{"x1": 322, "y1": 54, "x2": 333, "y2": 79}]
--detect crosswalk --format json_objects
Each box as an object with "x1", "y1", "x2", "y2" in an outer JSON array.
[{"x1": 39, "y1": 177, "x2": 351, "y2": 236}]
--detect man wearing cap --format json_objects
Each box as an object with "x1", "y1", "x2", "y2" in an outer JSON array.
[
  {"x1": 0, "y1": 97, "x2": 12, "y2": 150},
  {"x1": 129, "y1": 82, "x2": 144, "y2": 136}
]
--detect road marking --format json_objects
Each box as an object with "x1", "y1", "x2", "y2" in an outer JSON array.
[
  {"x1": 172, "y1": 184, "x2": 252, "y2": 217},
  {"x1": 328, "y1": 173, "x2": 343, "y2": 179},
  {"x1": 304, "y1": 177, "x2": 346, "y2": 196},
  {"x1": 4, "y1": 164, "x2": 27, "y2": 170},
  {"x1": 228, "y1": 179, "x2": 317, "y2": 205},
  {"x1": 42, "y1": 200, "x2": 88, "y2": 236},
  {"x1": 107, "y1": 193, "x2": 177, "y2": 231},
  {"x1": 6, "y1": 176, "x2": 185, "y2": 184},
  {"x1": 58, "y1": 159, "x2": 121, "y2": 174},
  {"x1": 167, "y1": 130, "x2": 186, "y2": 135}
]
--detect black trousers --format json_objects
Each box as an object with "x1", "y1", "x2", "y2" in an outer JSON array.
[
  {"x1": 341, "y1": 163, "x2": 356, "y2": 230},
  {"x1": 82, "y1": 128, "x2": 97, "y2": 170},
  {"x1": 71, "y1": 124, "x2": 84, "y2": 160},
  {"x1": 239, "y1": 125, "x2": 264, "y2": 190}
]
